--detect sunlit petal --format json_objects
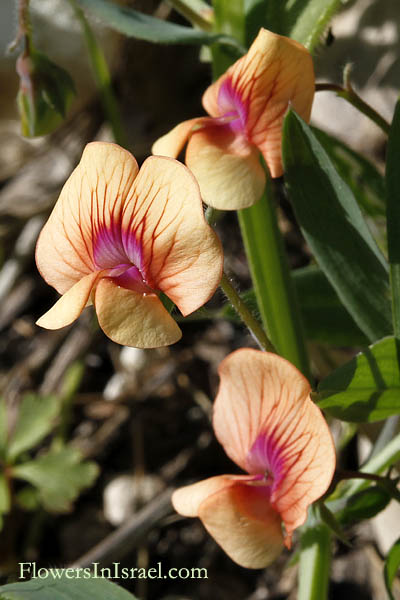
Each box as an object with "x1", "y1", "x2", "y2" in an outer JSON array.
[
  {"x1": 213, "y1": 349, "x2": 335, "y2": 539},
  {"x1": 36, "y1": 271, "x2": 103, "y2": 329},
  {"x1": 186, "y1": 125, "x2": 265, "y2": 210},
  {"x1": 203, "y1": 28, "x2": 315, "y2": 178},
  {"x1": 94, "y1": 278, "x2": 181, "y2": 348},
  {"x1": 172, "y1": 474, "x2": 260, "y2": 517},
  {"x1": 36, "y1": 142, "x2": 139, "y2": 295},
  {"x1": 152, "y1": 117, "x2": 212, "y2": 158},
  {"x1": 198, "y1": 481, "x2": 284, "y2": 569}
]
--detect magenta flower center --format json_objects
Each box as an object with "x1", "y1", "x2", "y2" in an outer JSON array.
[
  {"x1": 93, "y1": 226, "x2": 153, "y2": 294},
  {"x1": 245, "y1": 432, "x2": 283, "y2": 495},
  {"x1": 217, "y1": 78, "x2": 248, "y2": 135}
]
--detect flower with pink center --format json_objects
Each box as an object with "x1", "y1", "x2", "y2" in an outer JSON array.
[
  {"x1": 173, "y1": 349, "x2": 335, "y2": 568},
  {"x1": 35, "y1": 142, "x2": 223, "y2": 348},
  {"x1": 153, "y1": 28, "x2": 315, "y2": 210}
]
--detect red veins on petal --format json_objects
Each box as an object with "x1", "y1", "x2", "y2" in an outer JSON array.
[
  {"x1": 172, "y1": 349, "x2": 336, "y2": 568},
  {"x1": 153, "y1": 28, "x2": 315, "y2": 210},
  {"x1": 35, "y1": 142, "x2": 223, "y2": 347}
]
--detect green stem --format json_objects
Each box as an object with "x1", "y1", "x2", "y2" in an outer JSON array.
[
  {"x1": 67, "y1": 0, "x2": 127, "y2": 147},
  {"x1": 298, "y1": 524, "x2": 331, "y2": 600},
  {"x1": 390, "y1": 266, "x2": 400, "y2": 338},
  {"x1": 315, "y1": 83, "x2": 390, "y2": 135},
  {"x1": 340, "y1": 431, "x2": 400, "y2": 499},
  {"x1": 237, "y1": 178, "x2": 311, "y2": 380},
  {"x1": 220, "y1": 273, "x2": 275, "y2": 352},
  {"x1": 167, "y1": 0, "x2": 213, "y2": 31}
]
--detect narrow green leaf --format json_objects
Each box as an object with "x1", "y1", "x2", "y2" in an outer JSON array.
[
  {"x1": 384, "y1": 537, "x2": 400, "y2": 600},
  {"x1": 386, "y1": 99, "x2": 400, "y2": 261},
  {"x1": 283, "y1": 111, "x2": 391, "y2": 343},
  {"x1": 78, "y1": 0, "x2": 241, "y2": 47},
  {"x1": 7, "y1": 395, "x2": 60, "y2": 462},
  {"x1": 288, "y1": 0, "x2": 346, "y2": 51},
  {"x1": 0, "y1": 572, "x2": 138, "y2": 599},
  {"x1": 313, "y1": 127, "x2": 386, "y2": 218},
  {"x1": 318, "y1": 337, "x2": 400, "y2": 422},
  {"x1": 336, "y1": 487, "x2": 391, "y2": 525},
  {"x1": 13, "y1": 447, "x2": 99, "y2": 512}
]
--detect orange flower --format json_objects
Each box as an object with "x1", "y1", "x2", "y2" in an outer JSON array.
[
  {"x1": 153, "y1": 28, "x2": 314, "y2": 210},
  {"x1": 173, "y1": 349, "x2": 335, "y2": 568},
  {"x1": 36, "y1": 142, "x2": 223, "y2": 347}
]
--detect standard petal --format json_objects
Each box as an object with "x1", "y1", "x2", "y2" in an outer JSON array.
[
  {"x1": 152, "y1": 117, "x2": 213, "y2": 158},
  {"x1": 36, "y1": 142, "x2": 139, "y2": 295},
  {"x1": 36, "y1": 271, "x2": 101, "y2": 329},
  {"x1": 213, "y1": 349, "x2": 335, "y2": 540},
  {"x1": 198, "y1": 481, "x2": 284, "y2": 569},
  {"x1": 202, "y1": 28, "x2": 315, "y2": 177},
  {"x1": 94, "y1": 277, "x2": 182, "y2": 348},
  {"x1": 186, "y1": 125, "x2": 266, "y2": 210},
  {"x1": 121, "y1": 156, "x2": 223, "y2": 315}
]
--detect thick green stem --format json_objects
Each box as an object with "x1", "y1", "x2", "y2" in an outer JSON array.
[
  {"x1": 315, "y1": 83, "x2": 390, "y2": 135},
  {"x1": 68, "y1": 0, "x2": 127, "y2": 147},
  {"x1": 298, "y1": 524, "x2": 331, "y2": 600},
  {"x1": 220, "y1": 273, "x2": 275, "y2": 352},
  {"x1": 390, "y1": 266, "x2": 400, "y2": 339},
  {"x1": 238, "y1": 179, "x2": 311, "y2": 380}
]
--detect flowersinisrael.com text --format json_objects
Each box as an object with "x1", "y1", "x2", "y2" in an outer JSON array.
[{"x1": 19, "y1": 562, "x2": 208, "y2": 581}]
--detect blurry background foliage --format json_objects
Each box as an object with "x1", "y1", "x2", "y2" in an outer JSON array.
[{"x1": 0, "y1": 0, "x2": 400, "y2": 599}]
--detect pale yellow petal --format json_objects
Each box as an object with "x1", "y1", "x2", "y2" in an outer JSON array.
[
  {"x1": 94, "y1": 277, "x2": 181, "y2": 348},
  {"x1": 186, "y1": 126, "x2": 265, "y2": 210},
  {"x1": 199, "y1": 482, "x2": 284, "y2": 569},
  {"x1": 36, "y1": 271, "x2": 101, "y2": 329}
]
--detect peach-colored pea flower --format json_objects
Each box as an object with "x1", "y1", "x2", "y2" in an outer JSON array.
[
  {"x1": 173, "y1": 349, "x2": 335, "y2": 568},
  {"x1": 35, "y1": 142, "x2": 223, "y2": 348},
  {"x1": 153, "y1": 28, "x2": 314, "y2": 210}
]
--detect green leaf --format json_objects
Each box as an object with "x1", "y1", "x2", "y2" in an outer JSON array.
[
  {"x1": 15, "y1": 486, "x2": 40, "y2": 512},
  {"x1": 78, "y1": 0, "x2": 241, "y2": 48},
  {"x1": 384, "y1": 537, "x2": 400, "y2": 600},
  {"x1": 12, "y1": 447, "x2": 99, "y2": 512},
  {"x1": 288, "y1": 0, "x2": 346, "y2": 51},
  {"x1": 312, "y1": 127, "x2": 386, "y2": 218},
  {"x1": 222, "y1": 265, "x2": 368, "y2": 346},
  {"x1": 17, "y1": 50, "x2": 76, "y2": 138},
  {"x1": 335, "y1": 487, "x2": 391, "y2": 525},
  {"x1": 0, "y1": 473, "x2": 10, "y2": 514},
  {"x1": 283, "y1": 111, "x2": 391, "y2": 343},
  {"x1": 7, "y1": 395, "x2": 60, "y2": 462},
  {"x1": 318, "y1": 337, "x2": 400, "y2": 422},
  {"x1": 0, "y1": 572, "x2": 138, "y2": 599}
]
